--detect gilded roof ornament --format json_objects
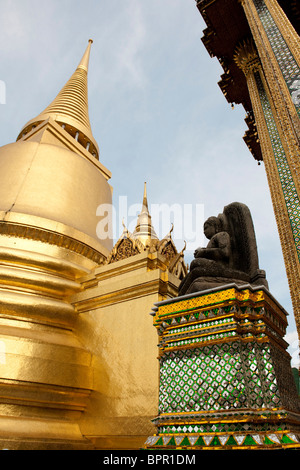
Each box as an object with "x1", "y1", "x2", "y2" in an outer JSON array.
[
  {"x1": 233, "y1": 38, "x2": 261, "y2": 76},
  {"x1": 17, "y1": 39, "x2": 99, "y2": 159},
  {"x1": 132, "y1": 182, "x2": 159, "y2": 247},
  {"x1": 106, "y1": 183, "x2": 187, "y2": 279}
]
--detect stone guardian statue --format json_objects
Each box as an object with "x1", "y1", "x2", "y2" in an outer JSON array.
[{"x1": 178, "y1": 202, "x2": 268, "y2": 295}]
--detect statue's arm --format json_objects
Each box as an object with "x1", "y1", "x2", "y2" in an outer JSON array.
[
  {"x1": 194, "y1": 232, "x2": 230, "y2": 261},
  {"x1": 194, "y1": 247, "x2": 203, "y2": 258}
]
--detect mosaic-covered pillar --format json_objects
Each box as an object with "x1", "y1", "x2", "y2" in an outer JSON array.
[
  {"x1": 236, "y1": 0, "x2": 300, "y2": 346},
  {"x1": 144, "y1": 285, "x2": 300, "y2": 450}
]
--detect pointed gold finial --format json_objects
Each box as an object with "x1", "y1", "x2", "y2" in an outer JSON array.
[
  {"x1": 132, "y1": 182, "x2": 158, "y2": 247},
  {"x1": 142, "y1": 182, "x2": 148, "y2": 210},
  {"x1": 17, "y1": 39, "x2": 99, "y2": 159},
  {"x1": 78, "y1": 39, "x2": 93, "y2": 71}
]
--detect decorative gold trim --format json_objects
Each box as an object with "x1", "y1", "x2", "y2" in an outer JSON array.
[
  {"x1": 0, "y1": 220, "x2": 106, "y2": 265},
  {"x1": 234, "y1": 38, "x2": 261, "y2": 76}
]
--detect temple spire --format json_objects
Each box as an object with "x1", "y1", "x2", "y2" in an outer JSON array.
[
  {"x1": 142, "y1": 181, "x2": 148, "y2": 210},
  {"x1": 77, "y1": 39, "x2": 93, "y2": 71},
  {"x1": 132, "y1": 182, "x2": 158, "y2": 247},
  {"x1": 17, "y1": 39, "x2": 99, "y2": 159}
]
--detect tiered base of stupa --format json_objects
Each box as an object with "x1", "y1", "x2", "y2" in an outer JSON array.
[{"x1": 143, "y1": 284, "x2": 300, "y2": 450}]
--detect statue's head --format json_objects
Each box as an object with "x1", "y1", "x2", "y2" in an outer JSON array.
[{"x1": 204, "y1": 216, "x2": 221, "y2": 239}]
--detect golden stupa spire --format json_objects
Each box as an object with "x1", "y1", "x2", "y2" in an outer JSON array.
[
  {"x1": 17, "y1": 39, "x2": 99, "y2": 159},
  {"x1": 142, "y1": 181, "x2": 149, "y2": 210},
  {"x1": 132, "y1": 182, "x2": 158, "y2": 247}
]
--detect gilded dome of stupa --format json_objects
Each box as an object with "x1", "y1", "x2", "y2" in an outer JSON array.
[{"x1": 0, "y1": 40, "x2": 113, "y2": 255}]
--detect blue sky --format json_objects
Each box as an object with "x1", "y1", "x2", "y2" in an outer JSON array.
[{"x1": 0, "y1": 0, "x2": 298, "y2": 364}]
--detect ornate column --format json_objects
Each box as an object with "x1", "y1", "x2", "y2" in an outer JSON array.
[
  {"x1": 239, "y1": 0, "x2": 300, "y2": 143},
  {"x1": 234, "y1": 1, "x2": 300, "y2": 340}
]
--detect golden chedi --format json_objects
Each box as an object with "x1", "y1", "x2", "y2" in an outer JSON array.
[{"x1": 0, "y1": 40, "x2": 112, "y2": 449}]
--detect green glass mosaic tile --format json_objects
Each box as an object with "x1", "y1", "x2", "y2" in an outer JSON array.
[
  {"x1": 254, "y1": 71, "x2": 300, "y2": 262},
  {"x1": 155, "y1": 437, "x2": 163, "y2": 446},
  {"x1": 209, "y1": 436, "x2": 221, "y2": 446},
  {"x1": 180, "y1": 436, "x2": 190, "y2": 446},
  {"x1": 158, "y1": 340, "x2": 282, "y2": 415},
  {"x1": 244, "y1": 435, "x2": 258, "y2": 446},
  {"x1": 281, "y1": 434, "x2": 295, "y2": 444},
  {"x1": 253, "y1": 0, "x2": 300, "y2": 115},
  {"x1": 226, "y1": 435, "x2": 237, "y2": 446},
  {"x1": 144, "y1": 431, "x2": 300, "y2": 449},
  {"x1": 195, "y1": 436, "x2": 205, "y2": 446},
  {"x1": 167, "y1": 436, "x2": 176, "y2": 446},
  {"x1": 264, "y1": 435, "x2": 275, "y2": 445}
]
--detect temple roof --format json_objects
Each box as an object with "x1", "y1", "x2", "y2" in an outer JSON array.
[
  {"x1": 106, "y1": 184, "x2": 187, "y2": 280},
  {"x1": 17, "y1": 40, "x2": 99, "y2": 160},
  {"x1": 196, "y1": 0, "x2": 262, "y2": 161}
]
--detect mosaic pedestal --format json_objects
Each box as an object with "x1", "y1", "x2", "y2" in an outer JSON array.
[{"x1": 144, "y1": 284, "x2": 300, "y2": 450}]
